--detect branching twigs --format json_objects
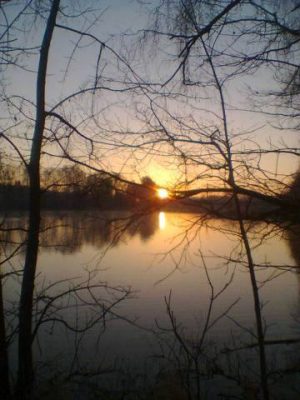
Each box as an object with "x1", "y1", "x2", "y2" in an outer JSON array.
[
  {"x1": 143, "y1": 1, "x2": 300, "y2": 397},
  {"x1": 1, "y1": 1, "x2": 299, "y2": 399},
  {"x1": 32, "y1": 276, "x2": 133, "y2": 341},
  {"x1": 200, "y1": 33, "x2": 270, "y2": 400},
  {"x1": 155, "y1": 250, "x2": 239, "y2": 399}
]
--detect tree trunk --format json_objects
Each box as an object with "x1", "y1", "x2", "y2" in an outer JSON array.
[
  {"x1": 0, "y1": 274, "x2": 10, "y2": 399},
  {"x1": 201, "y1": 38, "x2": 270, "y2": 400},
  {"x1": 16, "y1": 1, "x2": 60, "y2": 398}
]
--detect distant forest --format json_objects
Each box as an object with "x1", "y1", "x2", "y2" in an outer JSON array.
[
  {"x1": 0, "y1": 161, "x2": 166, "y2": 210},
  {"x1": 1, "y1": 158, "x2": 300, "y2": 214}
]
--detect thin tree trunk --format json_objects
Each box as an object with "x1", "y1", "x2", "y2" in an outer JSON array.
[
  {"x1": 16, "y1": 1, "x2": 60, "y2": 398},
  {"x1": 233, "y1": 194, "x2": 269, "y2": 399},
  {"x1": 0, "y1": 273, "x2": 10, "y2": 399},
  {"x1": 201, "y1": 38, "x2": 270, "y2": 400}
]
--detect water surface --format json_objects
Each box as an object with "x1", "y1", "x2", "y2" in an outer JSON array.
[{"x1": 3, "y1": 210, "x2": 300, "y2": 398}]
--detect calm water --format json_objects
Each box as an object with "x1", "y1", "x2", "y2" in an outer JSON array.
[{"x1": 3, "y1": 211, "x2": 300, "y2": 398}]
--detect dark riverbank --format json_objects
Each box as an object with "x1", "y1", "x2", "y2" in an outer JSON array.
[{"x1": 1, "y1": 184, "x2": 299, "y2": 224}]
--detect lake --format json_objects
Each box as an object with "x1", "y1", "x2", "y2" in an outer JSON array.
[{"x1": 2, "y1": 210, "x2": 300, "y2": 398}]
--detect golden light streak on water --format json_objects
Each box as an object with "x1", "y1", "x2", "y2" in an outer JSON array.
[{"x1": 159, "y1": 211, "x2": 166, "y2": 230}]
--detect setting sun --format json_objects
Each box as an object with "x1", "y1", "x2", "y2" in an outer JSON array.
[{"x1": 157, "y1": 188, "x2": 169, "y2": 199}]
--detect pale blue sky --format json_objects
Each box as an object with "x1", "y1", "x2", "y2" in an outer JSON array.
[{"x1": 1, "y1": 0, "x2": 299, "y2": 188}]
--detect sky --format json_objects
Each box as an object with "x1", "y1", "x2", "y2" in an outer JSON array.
[{"x1": 1, "y1": 0, "x2": 299, "y2": 191}]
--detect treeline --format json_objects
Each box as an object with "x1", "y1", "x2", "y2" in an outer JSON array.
[
  {"x1": 1, "y1": 158, "x2": 299, "y2": 213},
  {"x1": 0, "y1": 162, "x2": 160, "y2": 211}
]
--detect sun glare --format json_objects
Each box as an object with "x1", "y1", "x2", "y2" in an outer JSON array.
[{"x1": 157, "y1": 188, "x2": 169, "y2": 199}]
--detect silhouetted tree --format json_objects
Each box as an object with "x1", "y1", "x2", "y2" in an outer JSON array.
[{"x1": 0, "y1": 1, "x2": 140, "y2": 398}]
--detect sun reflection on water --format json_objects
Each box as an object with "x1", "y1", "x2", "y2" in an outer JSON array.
[{"x1": 159, "y1": 211, "x2": 166, "y2": 230}]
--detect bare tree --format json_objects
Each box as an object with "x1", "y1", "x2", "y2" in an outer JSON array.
[
  {"x1": 0, "y1": 1, "x2": 144, "y2": 398},
  {"x1": 1, "y1": 1, "x2": 300, "y2": 399},
  {"x1": 129, "y1": 1, "x2": 300, "y2": 399}
]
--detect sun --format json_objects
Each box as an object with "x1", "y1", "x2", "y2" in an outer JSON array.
[{"x1": 157, "y1": 188, "x2": 169, "y2": 199}]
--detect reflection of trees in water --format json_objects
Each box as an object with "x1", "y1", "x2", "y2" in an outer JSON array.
[
  {"x1": 285, "y1": 225, "x2": 300, "y2": 327},
  {"x1": 0, "y1": 211, "x2": 160, "y2": 255},
  {"x1": 3, "y1": 212, "x2": 300, "y2": 262},
  {"x1": 126, "y1": 212, "x2": 158, "y2": 242},
  {"x1": 39, "y1": 212, "x2": 159, "y2": 251},
  {"x1": 285, "y1": 225, "x2": 300, "y2": 395},
  {"x1": 286, "y1": 225, "x2": 300, "y2": 268},
  {"x1": 1, "y1": 212, "x2": 135, "y2": 400},
  {"x1": 244, "y1": 221, "x2": 300, "y2": 301},
  {"x1": 39, "y1": 213, "x2": 114, "y2": 254},
  {"x1": 275, "y1": 224, "x2": 300, "y2": 304},
  {"x1": 3, "y1": 212, "x2": 300, "y2": 265},
  {"x1": 2, "y1": 212, "x2": 300, "y2": 398}
]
